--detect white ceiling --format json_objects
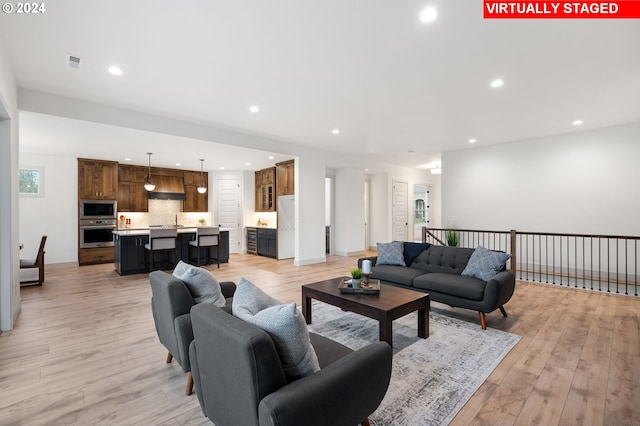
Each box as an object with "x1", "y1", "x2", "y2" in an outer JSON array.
[{"x1": 2, "y1": 1, "x2": 640, "y2": 171}]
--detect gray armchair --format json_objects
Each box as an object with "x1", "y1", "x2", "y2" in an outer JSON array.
[
  {"x1": 189, "y1": 303, "x2": 393, "y2": 426},
  {"x1": 149, "y1": 270, "x2": 236, "y2": 395}
]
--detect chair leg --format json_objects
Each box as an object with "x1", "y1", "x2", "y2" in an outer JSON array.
[
  {"x1": 166, "y1": 352, "x2": 173, "y2": 363},
  {"x1": 38, "y1": 262, "x2": 44, "y2": 286},
  {"x1": 361, "y1": 418, "x2": 371, "y2": 426},
  {"x1": 499, "y1": 306, "x2": 508, "y2": 317},
  {"x1": 478, "y1": 312, "x2": 487, "y2": 330},
  {"x1": 186, "y1": 371, "x2": 194, "y2": 396},
  {"x1": 216, "y1": 246, "x2": 219, "y2": 269}
]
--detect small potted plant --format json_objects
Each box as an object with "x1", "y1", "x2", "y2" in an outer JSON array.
[
  {"x1": 198, "y1": 218, "x2": 206, "y2": 226},
  {"x1": 350, "y1": 268, "x2": 362, "y2": 288},
  {"x1": 446, "y1": 229, "x2": 459, "y2": 247}
]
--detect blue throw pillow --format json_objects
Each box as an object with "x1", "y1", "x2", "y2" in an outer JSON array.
[
  {"x1": 461, "y1": 246, "x2": 511, "y2": 282},
  {"x1": 376, "y1": 241, "x2": 406, "y2": 266},
  {"x1": 403, "y1": 242, "x2": 431, "y2": 266}
]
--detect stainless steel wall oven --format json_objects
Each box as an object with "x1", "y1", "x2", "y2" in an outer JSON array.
[{"x1": 79, "y1": 219, "x2": 116, "y2": 248}]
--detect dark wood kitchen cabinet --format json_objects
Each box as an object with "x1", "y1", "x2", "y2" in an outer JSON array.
[
  {"x1": 257, "y1": 228, "x2": 277, "y2": 258},
  {"x1": 117, "y1": 181, "x2": 148, "y2": 212},
  {"x1": 255, "y1": 167, "x2": 276, "y2": 212},
  {"x1": 276, "y1": 159, "x2": 294, "y2": 196},
  {"x1": 183, "y1": 171, "x2": 208, "y2": 212},
  {"x1": 78, "y1": 159, "x2": 118, "y2": 200},
  {"x1": 114, "y1": 234, "x2": 149, "y2": 275},
  {"x1": 117, "y1": 165, "x2": 149, "y2": 212}
]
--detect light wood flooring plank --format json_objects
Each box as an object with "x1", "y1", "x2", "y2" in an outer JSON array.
[{"x1": 1, "y1": 254, "x2": 639, "y2": 425}]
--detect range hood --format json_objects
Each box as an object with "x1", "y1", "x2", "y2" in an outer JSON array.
[{"x1": 148, "y1": 175, "x2": 186, "y2": 200}]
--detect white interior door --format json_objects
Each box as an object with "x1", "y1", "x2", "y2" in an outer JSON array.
[
  {"x1": 217, "y1": 179, "x2": 241, "y2": 254},
  {"x1": 392, "y1": 180, "x2": 408, "y2": 241}
]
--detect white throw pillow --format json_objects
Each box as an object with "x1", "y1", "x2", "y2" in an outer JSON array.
[
  {"x1": 232, "y1": 277, "x2": 320, "y2": 381},
  {"x1": 172, "y1": 260, "x2": 226, "y2": 307}
]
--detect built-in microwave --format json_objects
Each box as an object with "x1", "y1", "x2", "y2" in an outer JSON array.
[{"x1": 80, "y1": 199, "x2": 117, "y2": 219}]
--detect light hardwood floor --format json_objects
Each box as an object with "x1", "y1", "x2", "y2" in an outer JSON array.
[{"x1": 1, "y1": 253, "x2": 638, "y2": 425}]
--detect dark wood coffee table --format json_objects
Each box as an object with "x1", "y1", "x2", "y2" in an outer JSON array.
[{"x1": 302, "y1": 277, "x2": 430, "y2": 348}]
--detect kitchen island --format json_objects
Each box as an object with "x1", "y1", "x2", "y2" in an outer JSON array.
[{"x1": 113, "y1": 228, "x2": 229, "y2": 275}]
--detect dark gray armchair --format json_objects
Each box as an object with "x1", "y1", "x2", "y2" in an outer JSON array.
[
  {"x1": 149, "y1": 270, "x2": 236, "y2": 395},
  {"x1": 189, "y1": 303, "x2": 393, "y2": 426}
]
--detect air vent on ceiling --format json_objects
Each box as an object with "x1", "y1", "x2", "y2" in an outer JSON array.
[{"x1": 65, "y1": 53, "x2": 82, "y2": 70}]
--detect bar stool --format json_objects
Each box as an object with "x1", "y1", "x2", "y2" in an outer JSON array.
[
  {"x1": 189, "y1": 227, "x2": 220, "y2": 268},
  {"x1": 145, "y1": 228, "x2": 178, "y2": 271}
]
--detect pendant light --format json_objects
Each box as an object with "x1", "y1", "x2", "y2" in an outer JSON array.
[
  {"x1": 144, "y1": 152, "x2": 156, "y2": 191},
  {"x1": 197, "y1": 158, "x2": 207, "y2": 194}
]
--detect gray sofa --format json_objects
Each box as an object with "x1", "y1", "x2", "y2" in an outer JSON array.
[
  {"x1": 358, "y1": 244, "x2": 515, "y2": 329},
  {"x1": 189, "y1": 302, "x2": 392, "y2": 426}
]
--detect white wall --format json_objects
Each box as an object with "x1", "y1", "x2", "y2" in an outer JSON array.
[
  {"x1": 18, "y1": 153, "x2": 78, "y2": 264},
  {"x1": 295, "y1": 156, "x2": 327, "y2": 265},
  {"x1": 333, "y1": 168, "x2": 365, "y2": 256},
  {"x1": 0, "y1": 39, "x2": 20, "y2": 331},
  {"x1": 442, "y1": 122, "x2": 640, "y2": 235},
  {"x1": 368, "y1": 172, "x2": 389, "y2": 248}
]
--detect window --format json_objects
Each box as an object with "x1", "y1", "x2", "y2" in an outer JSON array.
[{"x1": 19, "y1": 166, "x2": 44, "y2": 196}]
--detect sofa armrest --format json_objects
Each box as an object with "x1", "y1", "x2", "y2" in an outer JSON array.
[
  {"x1": 484, "y1": 270, "x2": 516, "y2": 309},
  {"x1": 219, "y1": 281, "x2": 236, "y2": 299},
  {"x1": 357, "y1": 256, "x2": 378, "y2": 269},
  {"x1": 258, "y1": 342, "x2": 392, "y2": 426},
  {"x1": 174, "y1": 313, "x2": 194, "y2": 372}
]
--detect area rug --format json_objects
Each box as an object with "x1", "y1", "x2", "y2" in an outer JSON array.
[{"x1": 306, "y1": 302, "x2": 521, "y2": 426}]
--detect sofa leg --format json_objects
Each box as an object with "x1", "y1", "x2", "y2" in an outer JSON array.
[
  {"x1": 478, "y1": 312, "x2": 487, "y2": 330},
  {"x1": 186, "y1": 372, "x2": 194, "y2": 396},
  {"x1": 361, "y1": 418, "x2": 371, "y2": 426},
  {"x1": 499, "y1": 306, "x2": 508, "y2": 318},
  {"x1": 166, "y1": 352, "x2": 173, "y2": 363}
]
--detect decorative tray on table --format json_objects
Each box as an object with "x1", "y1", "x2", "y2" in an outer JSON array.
[{"x1": 338, "y1": 278, "x2": 381, "y2": 295}]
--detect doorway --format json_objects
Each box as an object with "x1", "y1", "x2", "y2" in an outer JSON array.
[
  {"x1": 216, "y1": 178, "x2": 241, "y2": 254},
  {"x1": 413, "y1": 184, "x2": 430, "y2": 242}
]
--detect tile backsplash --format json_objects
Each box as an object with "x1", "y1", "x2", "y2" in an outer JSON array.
[{"x1": 117, "y1": 200, "x2": 211, "y2": 229}]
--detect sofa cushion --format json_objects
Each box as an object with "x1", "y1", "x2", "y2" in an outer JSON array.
[
  {"x1": 232, "y1": 277, "x2": 320, "y2": 381},
  {"x1": 376, "y1": 241, "x2": 406, "y2": 266},
  {"x1": 410, "y1": 245, "x2": 475, "y2": 274},
  {"x1": 461, "y1": 246, "x2": 511, "y2": 282},
  {"x1": 413, "y1": 273, "x2": 486, "y2": 301},
  {"x1": 403, "y1": 242, "x2": 431, "y2": 267},
  {"x1": 371, "y1": 265, "x2": 425, "y2": 286},
  {"x1": 172, "y1": 260, "x2": 225, "y2": 307}
]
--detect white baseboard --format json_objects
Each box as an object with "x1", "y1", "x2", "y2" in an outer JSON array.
[
  {"x1": 333, "y1": 250, "x2": 365, "y2": 257},
  {"x1": 294, "y1": 256, "x2": 326, "y2": 266}
]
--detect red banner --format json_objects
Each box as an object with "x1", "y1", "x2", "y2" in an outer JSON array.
[{"x1": 484, "y1": 1, "x2": 640, "y2": 18}]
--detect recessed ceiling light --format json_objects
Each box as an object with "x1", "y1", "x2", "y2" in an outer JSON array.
[
  {"x1": 108, "y1": 66, "x2": 123, "y2": 76},
  {"x1": 219, "y1": 166, "x2": 225, "y2": 170},
  {"x1": 332, "y1": 129, "x2": 340, "y2": 135},
  {"x1": 469, "y1": 139, "x2": 477, "y2": 143},
  {"x1": 572, "y1": 120, "x2": 584, "y2": 126},
  {"x1": 124, "y1": 157, "x2": 131, "y2": 161},
  {"x1": 249, "y1": 105, "x2": 260, "y2": 113},
  {"x1": 175, "y1": 163, "x2": 181, "y2": 166},
  {"x1": 420, "y1": 7, "x2": 438, "y2": 23},
  {"x1": 490, "y1": 79, "x2": 504, "y2": 88},
  {"x1": 268, "y1": 156, "x2": 275, "y2": 160},
  {"x1": 245, "y1": 162, "x2": 251, "y2": 166}
]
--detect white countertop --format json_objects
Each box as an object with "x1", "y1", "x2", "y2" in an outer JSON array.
[{"x1": 113, "y1": 227, "x2": 230, "y2": 236}]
